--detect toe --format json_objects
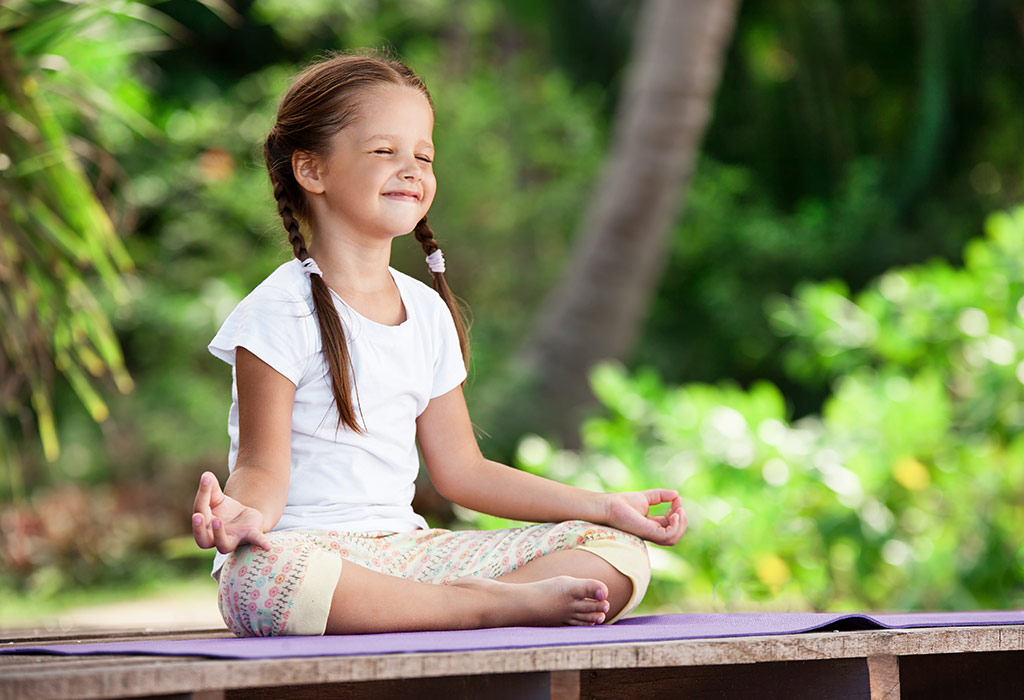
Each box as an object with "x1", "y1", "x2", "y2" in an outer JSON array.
[
  {"x1": 568, "y1": 577, "x2": 608, "y2": 603},
  {"x1": 571, "y1": 611, "x2": 606, "y2": 625},
  {"x1": 573, "y1": 597, "x2": 610, "y2": 614}
]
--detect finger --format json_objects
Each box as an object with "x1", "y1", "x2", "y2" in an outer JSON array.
[
  {"x1": 192, "y1": 512, "x2": 213, "y2": 549},
  {"x1": 644, "y1": 510, "x2": 684, "y2": 546},
  {"x1": 207, "y1": 473, "x2": 228, "y2": 510},
  {"x1": 659, "y1": 496, "x2": 684, "y2": 524},
  {"x1": 645, "y1": 488, "x2": 679, "y2": 506},
  {"x1": 670, "y1": 499, "x2": 686, "y2": 529},
  {"x1": 212, "y1": 518, "x2": 238, "y2": 555},
  {"x1": 662, "y1": 510, "x2": 688, "y2": 545},
  {"x1": 635, "y1": 516, "x2": 665, "y2": 542},
  {"x1": 249, "y1": 529, "x2": 273, "y2": 551},
  {"x1": 195, "y1": 511, "x2": 220, "y2": 548},
  {"x1": 650, "y1": 514, "x2": 671, "y2": 528},
  {"x1": 192, "y1": 472, "x2": 216, "y2": 517}
]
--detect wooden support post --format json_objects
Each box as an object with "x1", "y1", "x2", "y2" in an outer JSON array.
[
  {"x1": 549, "y1": 670, "x2": 581, "y2": 700},
  {"x1": 867, "y1": 654, "x2": 901, "y2": 700}
]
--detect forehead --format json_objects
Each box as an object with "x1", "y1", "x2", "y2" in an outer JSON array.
[{"x1": 348, "y1": 85, "x2": 434, "y2": 138}]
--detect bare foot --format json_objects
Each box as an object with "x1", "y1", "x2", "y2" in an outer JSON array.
[{"x1": 450, "y1": 576, "x2": 611, "y2": 627}]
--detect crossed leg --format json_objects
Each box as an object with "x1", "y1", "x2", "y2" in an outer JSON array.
[
  {"x1": 324, "y1": 558, "x2": 612, "y2": 634},
  {"x1": 218, "y1": 525, "x2": 644, "y2": 636}
]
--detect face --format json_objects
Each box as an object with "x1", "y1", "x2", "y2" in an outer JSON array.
[{"x1": 296, "y1": 84, "x2": 436, "y2": 240}]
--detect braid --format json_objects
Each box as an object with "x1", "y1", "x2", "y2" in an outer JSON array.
[
  {"x1": 269, "y1": 174, "x2": 363, "y2": 433},
  {"x1": 414, "y1": 216, "x2": 470, "y2": 366},
  {"x1": 413, "y1": 216, "x2": 439, "y2": 255},
  {"x1": 273, "y1": 180, "x2": 308, "y2": 261}
]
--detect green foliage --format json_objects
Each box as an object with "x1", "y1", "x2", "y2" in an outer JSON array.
[
  {"x1": 638, "y1": 158, "x2": 901, "y2": 396},
  {"x1": 637, "y1": 0, "x2": 1024, "y2": 416},
  {"x1": 4, "y1": 0, "x2": 1024, "y2": 614},
  {"x1": 0, "y1": 1, "x2": 176, "y2": 474},
  {"x1": 486, "y1": 207, "x2": 1024, "y2": 613}
]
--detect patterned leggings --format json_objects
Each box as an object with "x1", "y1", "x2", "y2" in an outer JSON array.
[{"x1": 216, "y1": 520, "x2": 650, "y2": 637}]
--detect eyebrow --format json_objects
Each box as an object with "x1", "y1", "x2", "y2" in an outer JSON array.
[{"x1": 364, "y1": 134, "x2": 434, "y2": 151}]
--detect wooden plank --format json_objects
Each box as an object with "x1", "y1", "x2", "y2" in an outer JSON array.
[
  {"x1": 0, "y1": 655, "x2": 201, "y2": 673},
  {"x1": 867, "y1": 654, "x2": 900, "y2": 700},
  {"x1": 6, "y1": 623, "x2": 1022, "y2": 674},
  {"x1": 1, "y1": 626, "x2": 1022, "y2": 700},
  {"x1": 0, "y1": 629, "x2": 231, "y2": 645}
]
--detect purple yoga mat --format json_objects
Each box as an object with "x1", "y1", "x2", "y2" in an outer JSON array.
[{"x1": 4, "y1": 611, "x2": 1023, "y2": 660}]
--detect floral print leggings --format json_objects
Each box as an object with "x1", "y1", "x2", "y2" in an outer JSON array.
[{"x1": 216, "y1": 520, "x2": 650, "y2": 637}]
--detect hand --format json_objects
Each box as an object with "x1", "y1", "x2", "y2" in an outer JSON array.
[
  {"x1": 192, "y1": 471, "x2": 272, "y2": 554},
  {"x1": 601, "y1": 489, "x2": 686, "y2": 546}
]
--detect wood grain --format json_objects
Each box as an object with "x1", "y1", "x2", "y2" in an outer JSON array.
[{"x1": 867, "y1": 654, "x2": 900, "y2": 700}]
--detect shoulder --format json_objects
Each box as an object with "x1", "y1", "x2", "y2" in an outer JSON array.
[
  {"x1": 209, "y1": 258, "x2": 317, "y2": 376},
  {"x1": 241, "y1": 259, "x2": 314, "y2": 313}
]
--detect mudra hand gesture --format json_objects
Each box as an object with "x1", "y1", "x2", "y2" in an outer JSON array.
[{"x1": 192, "y1": 471, "x2": 272, "y2": 554}]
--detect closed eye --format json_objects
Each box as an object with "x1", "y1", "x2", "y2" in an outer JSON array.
[
  {"x1": 417, "y1": 155, "x2": 433, "y2": 163},
  {"x1": 373, "y1": 148, "x2": 392, "y2": 155}
]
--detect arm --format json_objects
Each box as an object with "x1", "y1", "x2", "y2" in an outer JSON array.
[
  {"x1": 416, "y1": 386, "x2": 686, "y2": 546},
  {"x1": 192, "y1": 347, "x2": 294, "y2": 553}
]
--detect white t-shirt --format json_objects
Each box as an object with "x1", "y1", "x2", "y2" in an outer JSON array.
[{"x1": 208, "y1": 259, "x2": 467, "y2": 574}]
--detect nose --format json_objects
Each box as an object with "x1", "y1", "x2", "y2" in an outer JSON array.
[{"x1": 398, "y1": 153, "x2": 421, "y2": 180}]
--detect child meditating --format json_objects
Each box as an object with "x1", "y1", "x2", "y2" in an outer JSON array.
[{"x1": 191, "y1": 51, "x2": 686, "y2": 638}]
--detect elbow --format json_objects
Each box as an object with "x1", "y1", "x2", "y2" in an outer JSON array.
[
  {"x1": 426, "y1": 457, "x2": 482, "y2": 507},
  {"x1": 429, "y1": 473, "x2": 463, "y2": 504}
]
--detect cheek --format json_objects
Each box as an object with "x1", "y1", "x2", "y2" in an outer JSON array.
[{"x1": 421, "y1": 174, "x2": 438, "y2": 209}]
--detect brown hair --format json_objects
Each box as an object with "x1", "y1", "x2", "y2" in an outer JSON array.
[{"x1": 264, "y1": 51, "x2": 469, "y2": 432}]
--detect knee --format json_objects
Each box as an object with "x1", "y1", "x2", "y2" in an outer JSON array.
[
  {"x1": 217, "y1": 533, "x2": 342, "y2": 637},
  {"x1": 575, "y1": 537, "x2": 651, "y2": 622}
]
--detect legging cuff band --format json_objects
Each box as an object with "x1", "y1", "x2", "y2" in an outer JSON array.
[{"x1": 576, "y1": 539, "x2": 651, "y2": 623}]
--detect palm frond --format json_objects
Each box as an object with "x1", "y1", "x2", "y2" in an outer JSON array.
[{"x1": 0, "y1": 1, "x2": 178, "y2": 467}]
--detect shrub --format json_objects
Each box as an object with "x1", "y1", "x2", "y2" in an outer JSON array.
[{"x1": 458, "y1": 206, "x2": 1024, "y2": 613}]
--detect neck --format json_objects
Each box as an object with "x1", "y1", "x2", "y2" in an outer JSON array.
[{"x1": 307, "y1": 231, "x2": 395, "y2": 295}]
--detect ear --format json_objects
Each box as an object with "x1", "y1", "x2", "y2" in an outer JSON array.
[{"x1": 292, "y1": 151, "x2": 326, "y2": 195}]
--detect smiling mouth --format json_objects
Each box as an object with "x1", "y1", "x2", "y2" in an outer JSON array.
[{"x1": 382, "y1": 192, "x2": 420, "y2": 201}]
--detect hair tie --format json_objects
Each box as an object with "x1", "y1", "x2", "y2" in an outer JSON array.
[
  {"x1": 301, "y1": 257, "x2": 323, "y2": 278},
  {"x1": 425, "y1": 249, "x2": 445, "y2": 274}
]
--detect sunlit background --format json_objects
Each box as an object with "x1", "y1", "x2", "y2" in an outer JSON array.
[{"x1": 2, "y1": 0, "x2": 1023, "y2": 630}]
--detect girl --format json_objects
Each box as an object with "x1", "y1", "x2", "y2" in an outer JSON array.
[{"x1": 191, "y1": 51, "x2": 686, "y2": 638}]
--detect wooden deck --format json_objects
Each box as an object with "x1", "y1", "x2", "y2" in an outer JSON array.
[{"x1": 2, "y1": 624, "x2": 1023, "y2": 699}]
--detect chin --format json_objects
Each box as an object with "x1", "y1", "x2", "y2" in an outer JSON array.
[{"x1": 382, "y1": 222, "x2": 418, "y2": 238}]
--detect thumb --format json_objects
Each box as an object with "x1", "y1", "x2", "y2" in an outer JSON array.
[{"x1": 209, "y1": 473, "x2": 227, "y2": 501}]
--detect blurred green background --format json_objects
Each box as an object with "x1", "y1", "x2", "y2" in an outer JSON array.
[{"x1": 2, "y1": 0, "x2": 1023, "y2": 626}]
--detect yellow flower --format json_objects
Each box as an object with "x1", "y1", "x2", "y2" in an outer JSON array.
[
  {"x1": 755, "y1": 553, "x2": 791, "y2": 590},
  {"x1": 893, "y1": 457, "x2": 930, "y2": 490}
]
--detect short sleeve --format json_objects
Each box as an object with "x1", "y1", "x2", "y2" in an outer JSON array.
[
  {"x1": 208, "y1": 284, "x2": 314, "y2": 386},
  {"x1": 431, "y1": 303, "x2": 468, "y2": 398}
]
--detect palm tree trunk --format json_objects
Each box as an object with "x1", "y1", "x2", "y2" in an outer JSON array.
[{"x1": 524, "y1": 0, "x2": 740, "y2": 443}]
